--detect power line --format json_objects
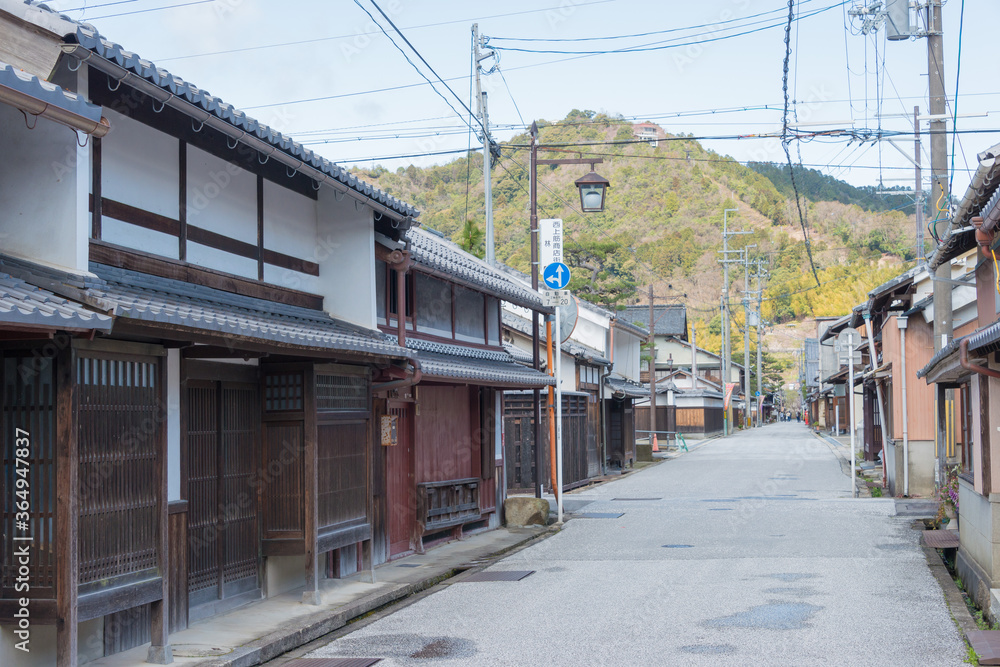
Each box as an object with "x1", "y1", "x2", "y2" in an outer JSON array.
[{"x1": 488, "y1": 2, "x2": 847, "y2": 55}]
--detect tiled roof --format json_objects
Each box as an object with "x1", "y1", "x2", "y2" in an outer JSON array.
[
  {"x1": 612, "y1": 317, "x2": 648, "y2": 339},
  {"x1": 0, "y1": 59, "x2": 103, "y2": 124},
  {"x1": 416, "y1": 350, "x2": 553, "y2": 387},
  {"x1": 621, "y1": 304, "x2": 687, "y2": 336},
  {"x1": 86, "y1": 265, "x2": 411, "y2": 358},
  {"x1": 18, "y1": 1, "x2": 417, "y2": 218},
  {"x1": 504, "y1": 342, "x2": 535, "y2": 366},
  {"x1": 605, "y1": 375, "x2": 648, "y2": 398},
  {"x1": 502, "y1": 311, "x2": 608, "y2": 363},
  {"x1": 406, "y1": 229, "x2": 543, "y2": 309},
  {"x1": 868, "y1": 266, "x2": 921, "y2": 300},
  {"x1": 916, "y1": 337, "x2": 962, "y2": 379},
  {"x1": 0, "y1": 271, "x2": 111, "y2": 331}
]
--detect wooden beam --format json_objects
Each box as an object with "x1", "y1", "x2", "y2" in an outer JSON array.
[
  {"x1": 90, "y1": 240, "x2": 324, "y2": 310},
  {"x1": 55, "y1": 345, "x2": 78, "y2": 666},
  {"x1": 302, "y1": 364, "x2": 321, "y2": 605},
  {"x1": 179, "y1": 141, "x2": 187, "y2": 261},
  {"x1": 148, "y1": 355, "x2": 172, "y2": 663},
  {"x1": 91, "y1": 137, "x2": 102, "y2": 240},
  {"x1": 257, "y1": 175, "x2": 264, "y2": 281}
]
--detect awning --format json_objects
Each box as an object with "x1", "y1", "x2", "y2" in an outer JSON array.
[
  {"x1": 84, "y1": 264, "x2": 412, "y2": 359},
  {"x1": 416, "y1": 350, "x2": 554, "y2": 387},
  {"x1": 605, "y1": 375, "x2": 648, "y2": 398}
]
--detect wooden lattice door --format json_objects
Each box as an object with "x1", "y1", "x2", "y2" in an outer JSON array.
[
  {"x1": 187, "y1": 376, "x2": 260, "y2": 612},
  {"x1": 386, "y1": 402, "x2": 414, "y2": 557}
]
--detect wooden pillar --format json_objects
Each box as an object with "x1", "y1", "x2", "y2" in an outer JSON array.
[
  {"x1": 148, "y1": 357, "x2": 173, "y2": 663},
  {"x1": 55, "y1": 347, "x2": 78, "y2": 666},
  {"x1": 302, "y1": 366, "x2": 321, "y2": 605}
]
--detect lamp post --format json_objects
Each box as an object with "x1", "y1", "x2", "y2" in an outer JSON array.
[{"x1": 529, "y1": 121, "x2": 610, "y2": 520}]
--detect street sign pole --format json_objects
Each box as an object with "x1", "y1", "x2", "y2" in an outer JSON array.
[
  {"x1": 555, "y1": 302, "x2": 563, "y2": 524},
  {"x1": 849, "y1": 339, "x2": 856, "y2": 499}
]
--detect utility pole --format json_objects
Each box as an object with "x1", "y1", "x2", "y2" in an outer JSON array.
[
  {"x1": 719, "y1": 208, "x2": 749, "y2": 435},
  {"x1": 926, "y1": 0, "x2": 951, "y2": 351},
  {"x1": 472, "y1": 24, "x2": 495, "y2": 265},
  {"x1": 754, "y1": 259, "x2": 768, "y2": 427},
  {"x1": 648, "y1": 284, "x2": 657, "y2": 449},
  {"x1": 914, "y1": 105, "x2": 924, "y2": 265},
  {"x1": 741, "y1": 245, "x2": 756, "y2": 429}
]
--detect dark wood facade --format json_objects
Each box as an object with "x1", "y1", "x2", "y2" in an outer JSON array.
[
  {"x1": 605, "y1": 397, "x2": 636, "y2": 468},
  {"x1": 504, "y1": 391, "x2": 590, "y2": 493}
]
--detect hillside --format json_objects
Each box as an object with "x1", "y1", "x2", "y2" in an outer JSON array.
[
  {"x1": 746, "y1": 162, "x2": 916, "y2": 215},
  {"x1": 354, "y1": 111, "x2": 917, "y2": 334}
]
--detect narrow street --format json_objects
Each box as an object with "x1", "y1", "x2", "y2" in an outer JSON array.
[{"x1": 300, "y1": 423, "x2": 965, "y2": 666}]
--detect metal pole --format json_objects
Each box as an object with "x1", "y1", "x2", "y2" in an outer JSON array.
[
  {"x1": 648, "y1": 284, "x2": 657, "y2": 448},
  {"x1": 530, "y1": 122, "x2": 543, "y2": 498},
  {"x1": 722, "y1": 209, "x2": 734, "y2": 435},
  {"x1": 473, "y1": 24, "x2": 494, "y2": 266},
  {"x1": 555, "y1": 303, "x2": 563, "y2": 524},
  {"x1": 755, "y1": 259, "x2": 765, "y2": 427},
  {"x1": 849, "y1": 333, "x2": 857, "y2": 498}
]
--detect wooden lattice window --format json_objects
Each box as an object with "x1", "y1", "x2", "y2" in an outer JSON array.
[
  {"x1": 265, "y1": 372, "x2": 303, "y2": 412},
  {"x1": 76, "y1": 352, "x2": 161, "y2": 586},
  {"x1": 1, "y1": 352, "x2": 57, "y2": 598},
  {"x1": 316, "y1": 369, "x2": 369, "y2": 413}
]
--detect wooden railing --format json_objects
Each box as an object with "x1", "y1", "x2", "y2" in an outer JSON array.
[{"x1": 416, "y1": 478, "x2": 480, "y2": 534}]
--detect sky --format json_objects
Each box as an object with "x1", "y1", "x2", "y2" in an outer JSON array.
[{"x1": 44, "y1": 0, "x2": 1000, "y2": 198}]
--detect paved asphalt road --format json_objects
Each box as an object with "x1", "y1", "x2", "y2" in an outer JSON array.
[{"x1": 307, "y1": 423, "x2": 966, "y2": 666}]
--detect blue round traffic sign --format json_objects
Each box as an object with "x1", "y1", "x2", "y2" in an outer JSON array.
[{"x1": 543, "y1": 262, "x2": 571, "y2": 290}]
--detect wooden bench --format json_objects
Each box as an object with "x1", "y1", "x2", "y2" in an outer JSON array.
[{"x1": 416, "y1": 478, "x2": 481, "y2": 538}]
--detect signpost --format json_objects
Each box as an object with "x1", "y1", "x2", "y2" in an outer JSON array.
[
  {"x1": 837, "y1": 328, "x2": 861, "y2": 498},
  {"x1": 540, "y1": 219, "x2": 567, "y2": 523}
]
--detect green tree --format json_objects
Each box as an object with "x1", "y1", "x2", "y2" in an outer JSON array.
[{"x1": 457, "y1": 219, "x2": 485, "y2": 259}]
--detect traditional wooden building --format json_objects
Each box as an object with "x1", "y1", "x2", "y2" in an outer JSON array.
[
  {"x1": 370, "y1": 228, "x2": 552, "y2": 560},
  {"x1": 0, "y1": 2, "x2": 427, "y2": 663},
  {"x1": 917, "y1": 141, "x2": 1000, "y2": 619}
]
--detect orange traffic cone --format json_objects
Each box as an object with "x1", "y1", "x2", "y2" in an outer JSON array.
[{"x1": 652, "y1": 434, "x2": 660, "y2": 453}]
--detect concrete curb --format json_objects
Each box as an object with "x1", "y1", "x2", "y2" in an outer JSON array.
[
  {"x1": 194, "y1": 527, "x2": 558, "y2": 667},
  {"x1": 922, "y1": 545, "x2": 980, "y2": 647}
]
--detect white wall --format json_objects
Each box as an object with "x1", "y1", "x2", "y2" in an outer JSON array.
[
  {"x1": 612, "y1": 330, "x2": 641, "y2": 381},
  {"x1": 558, "y1": 351, "x2": 576, "y2": 391},
  {"x1": 573, "y1": 306, "x2": 609, "y2": 354},
  {"x1": 100, "y1": 109, "x2": 180, "y2": 258},
  {"x1": 167, "y1": 349, "x2": 181, "y2": 501},
  {"x1": 262, "y1": 179, "x2": 321, "y2": 294},
  {"x1": 314, "y1": 187, "x2": 376, "y2": 328},
  {"x1": 0, "y1": 101, "x2": 89, "y2": 272},
  {"x1": 186, "y1": 145, "x2": 258, "y2": 279}
]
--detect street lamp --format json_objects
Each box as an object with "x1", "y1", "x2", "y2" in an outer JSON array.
[
  {"x1": 574, "y1": 169, "x2": 611, "y2": 212},
  {"x1": 528, "y1": 121, "x2": 611, "y2": 522}
]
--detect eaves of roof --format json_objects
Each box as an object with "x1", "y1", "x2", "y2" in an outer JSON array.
[
  {"x1": 916, "y1": 337, "x2": 962, "y2": 379},
  {"x1": 414, "y1": 349, "x2": 554, "y2": 388},
  {"x1": 929, "y1": 142, "x2": 1000, "y2": 270},
  {"x1": 0, "y1": 59, "x2": 103, "y2": 125},
  {"x1": 85, "y1": 264, "x2": 412, "y2": 359},
  {"x1": 0, "y1": 270, "x2": 111, "y2": 332},
  {"x1": 18, "y1": 1, "x2": 418, "y2": 219},
  {"x1": 406, "y1": 229, "x2": 544, "y2": 309},
  {"x1": 612, "y1": 317, "x2": 648, "y2": 339},
  {"x1": 605, "y1": 375, "x2": 648, "y2": 398}
]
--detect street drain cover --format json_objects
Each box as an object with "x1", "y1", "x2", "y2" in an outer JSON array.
[
  {"x1": 577, "y1": 512, "x2": 624, "y2": 519},
  {"x1": 709, "y1": 508, "x2": 733, "y2": 511},
  {"x1": 663, "y1": 544, "x2": 694, "y2": 548},
  {"x1": 283, "y1": 659, "x2": 381, "y2": 667},
  {"x1": 395, "y1": 563, "x2": 421, "y2": 568},
  {"x1": 612, "y1": 497, "x2": 662, "y2": 501},
  {"x1": 460, "y1": 570, "x2": 534, "y2": 582}
]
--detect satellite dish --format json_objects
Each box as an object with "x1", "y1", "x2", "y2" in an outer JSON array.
[{"x1": 558, "y1": 296, "x2": 579, "y2": 343}]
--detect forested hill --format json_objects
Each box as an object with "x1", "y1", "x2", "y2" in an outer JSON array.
[
  {"x1": 354, "y1": 110, "x2": 917, "y2": 332},
  {"x1": 745, "y1": 162, "x2": 915, "y2": 215}
]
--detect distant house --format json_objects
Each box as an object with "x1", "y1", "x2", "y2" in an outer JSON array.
[{"x1": 632, "y1": 122, "x2": 667, "y2": 147}]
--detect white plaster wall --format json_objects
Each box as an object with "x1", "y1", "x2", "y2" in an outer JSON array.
[
  {"x1": 101, "y1": 109, "x2": 179, "y2": 219},
  {"x1": 262, "y1": 180, "x2": 321, "y2": 294},
  {"x1": 167, "y1": 349, "x2": 181, "y2": 501},
  {"x1": 571, "y1": 316, "x2": 606, "y2": 354},
  {"x1": 185, "y1": 145, "x2": 258, "y2": 278},
  {"x1": 0, "y1": 103, "x2": 88, "y2": 272},
  {"x1": 314, "y1": 187, "x2": 376, "y2": 328},
  {"x1": 959, "y1": 477, "x2": 994, "y2": 582},
  {"x1": 558, "y1": 351, "x2": 576, "y2": 391},
  {"x1": 613, "y1": 331, "x2": 641, "y2": 381}
]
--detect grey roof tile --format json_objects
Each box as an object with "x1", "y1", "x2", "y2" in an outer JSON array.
[
  {"x1": 87, "y1": 264, "x2": 411, "y2": 358},
  {"x1": 19, "y1": 1, "x2": 417, "y2": 218},
  {"x1": 605, "y1": 375, "x2": 648, "y2": 398},
  {"x1": 612, "y1": 317, "x2": 649, "y2": 339},
  {"x1": 0, "y1": 271, "x2": 111, "y2": 331},
  {"x1": 0, "y1": 59, "x2": 103, "y2": 123},
  {"x1": 406, "y1": 229, "x2": 543, "y2": 308},
  {"x1": 621, "y1": 305, "x2": 687, "y2": 336},
  {"x1": 416, "y1": 350, "x2": 554, "y2": 387}
]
